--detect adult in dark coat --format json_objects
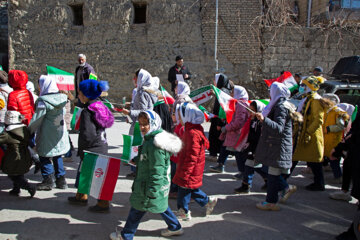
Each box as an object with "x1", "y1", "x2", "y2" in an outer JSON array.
[
  {"x1": 167, "y1": 55, "x2": 192, "y2": 93},
  {"x1": 207, "y1": 73, "x2": 233, "y2": 160},
  {"x1": 332, "y1": 110, "x2": 360, "y2": 240},
  {"x1": 254, "y1": 82, "x2": 294, "y2": 211},
  {"x1": 74, "y1": 54, "x2": 95, "y2": 98}
]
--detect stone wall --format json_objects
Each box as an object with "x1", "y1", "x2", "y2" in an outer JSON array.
[
  {"x1": 8, "y1": 0, "x2": 215, "y2": 100},
  {"x1": 0, "y1": 0, "x2": 8, "y2": 71},
  {"x1": 262, "y1": 27, "x2": 360, "y2": 82}
]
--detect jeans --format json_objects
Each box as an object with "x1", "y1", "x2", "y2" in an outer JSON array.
[
  {"x1": 266, "y1": 167, "x2": 289, "y2": 203},
  {"x1": 243, "y1": 160, "x2": 268, "y2": 186},
  {"x1": 177, "y1": 187, "x2": 209, "y2": 213},
  {"x1": 39, "y1": 155, "x2": 65, "y2": 178},
  {"x1": 170, "y1": 161, "x2": 178, "y2": 193},
  {"x1": 121, "y1": 206, "x2": 181, "y2": 240},
  {"x1": 329, "y1": 158, "x2": 342, "y2": 179},
  {"x1": 218, "y1": 146, "x2": 247, "y2": 172},
  {"x1": 308, "y1": 162, "x2": 324, "y2": 186}
]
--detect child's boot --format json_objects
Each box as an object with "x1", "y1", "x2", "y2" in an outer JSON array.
[
  {"x1": 68, "y1": 193, "x2": 88, "y2": 206},
  {"x1": 88, "y1": 200, "x2": 110, "y2": 213},
  {"x1": 55, "y1": 175, "x2": 68, "y2": 189},
  {"x1": 37, "y1": 174, "x2": 55, "y2": 191}
]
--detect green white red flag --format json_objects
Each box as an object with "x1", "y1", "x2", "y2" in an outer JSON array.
[
  {"x1": 190, "y1": 85, "x2": 213, "y2": 105},
  {"x1": 47, "y1": 66, "x2": 75, "y2": 91},
  {"x1": 70, "y1": 106, "x2": 82, "y2": 130},
  {"x1": 264, "y1": 71, "x2": 298, "y2": 92},
  {"x1": 122, "y1": 122, "x2": 143, "y2": 161},
  {"x1": 211, "y1": 85, "x2": 237, "y2": 123},
  {"x1": 78, "y1": 151, "x2": 121, "y2": 201},
  {"x1": 103, "y1": 99, "x2": 123, "y2": 112},
  {"x1": 198, "y1": 105, "x2": 217, "y2": 122},
  {"x1": 89, "y1": 73, "x2": 98, "y2": 80},
  {"x1": 160, "y1": 85, "x2": 175, "y2": 105}
]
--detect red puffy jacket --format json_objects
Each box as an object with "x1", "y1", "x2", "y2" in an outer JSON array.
[
  {"x1": 173, "y1": 122, "x2": 209, "y2": 189},
  {"x1": 7, "y1": 70, "x2": 35, "y2": 125}
]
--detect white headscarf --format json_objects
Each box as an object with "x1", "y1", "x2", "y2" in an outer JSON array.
[
  {"x1": 252, "y1": 100, "x2": 266, "y2": 112},
  {"x1": 262, "y1": 82, "x2": 290, "y2": 117},
  {"x1": 141, "y1": 110, "x2": 162, "y2": 136},
  {"x1": 337, "y1": 103, "x2": 355, "y2": 117},
  {"x1": 215, "y1": 73, "x2": 221, "y2": 85},
  {"x1": 233, "y1": 85, "x2": 249, "y2": 101},
  {"x1": 152, "y1": 77, "x2": 160, "y2": 90},
  {"x1": 137, "y1": 69, "x2": 152, "y2": 90},
  {"x1": 38, "y1": 75, "x2": 59, "y2": 96},
  {"x1": 177, "y1": 102, "x2": 205, "y2": 124},
  {"x1": 26, "y1": 81, "x2": 35, "y2": 93},
  {"x1": 177, "y1": 81, "x2": 190, "y2": 96}
]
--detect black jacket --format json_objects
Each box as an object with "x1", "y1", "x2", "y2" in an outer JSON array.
[
  {"x1": 78, "y1": 100, "x2": 107, "y2": 159},
  {"x1": 167, "y1": 64, "x2": 191, "y2": 92},
  {"x1": 75, "y1": 62, "x2": 95, "y2": 98}
]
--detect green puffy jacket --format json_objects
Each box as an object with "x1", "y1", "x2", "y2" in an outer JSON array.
[{"x1": 130, "y1": 129, "x2": 182, "y2": 213}]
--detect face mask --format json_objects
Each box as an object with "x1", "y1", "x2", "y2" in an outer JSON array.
[{"x1": 298, "y1": 86, "x2": 305, "y2": 94}]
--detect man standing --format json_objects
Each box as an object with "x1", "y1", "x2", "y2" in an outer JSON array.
[
  {"x1": 168, "y1": 55, "x2": 191, "y2": 94},
  {"x1": 74, "y1": 54, "x2": 95, "y2": 98}
]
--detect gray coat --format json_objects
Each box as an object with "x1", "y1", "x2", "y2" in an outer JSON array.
[{"x1": 255, "y1": 98, "x2": 293, "y2": 169}]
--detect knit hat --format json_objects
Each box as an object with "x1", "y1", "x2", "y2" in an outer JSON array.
[
  {"x1": 8, "y1": 70, "x2": 28, "y2": 89},
  {"x1": 79, "y1": 79, "x2": 109, "y2": 100},
  {"x1": 302, "y1": 76, "x2": 325, "y2": 91},
  {"x1": 5, "y1": 111, "x2": 24, "y2": 125}
]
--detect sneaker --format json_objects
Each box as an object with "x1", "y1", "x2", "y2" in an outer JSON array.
[
  {"x1": 161, "y1": 228, "x2": 184, "y2": 237},
  {"x1": 209, "y1": 164, "x2": 224, "y2": 173},
  {"x1": 232, "y1": 173, "x2": 243, "y2": 180},
  {"x1": 256, "y1": 201, "x2": 280, "y2": 211},
  {"x1": 329, "y1": 190, "x2": 352, "y2": 202},
  {"x1": 205, "y1": 196, "x2": 218, "y2": 215},
  {"x1": 305, "y1": 183, "x2": 325, "y2": 191},
  {"x1": 175, "y1": 208, "x2": 192, "y2": 221},
  {"x1": 109, "y1": 232, "x2": 123, "y2": 240},
  {"x1": 206, "y1": 155, "x2": 218, "y2": 162},
  {"x1": 88, "y1": 204, "x2": 110, "y2": 213},
  {"x1": 279, "y1": 185, "x2": 297, "y2": 203},
  {"x1": 234, "y1": 185, "x2": 250, "y2": 194}
]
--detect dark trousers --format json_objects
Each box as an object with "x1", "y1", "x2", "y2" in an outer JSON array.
[
  {"x1": 243, "y1": 165, "x2": 268, "y2": 187},
  {"x1": 218, "y1": 146, "x2": 246, "y2": 172},
  {"x1": 170, "y1": 161, "x2": 178, "y2": 193},
  {"x1": 121, "y1": 206, "x2": 181, "y2": 240},
  {"x1": 308, "y1": 162, "x2": 325, "y2": 186},
  {"x1": 8, "y1": 175, "x2": 30, "y2": 190},
  {"x1": 342, "y1": 157, "x2": 352, "y2": 191},
  {"x1": 266, "y1": 174, "x2": 289, "y2": 203}
]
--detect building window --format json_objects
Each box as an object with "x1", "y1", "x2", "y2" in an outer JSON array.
[
  {"x1": 133, "y1": 3, "x2": 147, "y2": 24},
  {"x1": 69, "y1": 4, "x2": 84, "y2": 26}
]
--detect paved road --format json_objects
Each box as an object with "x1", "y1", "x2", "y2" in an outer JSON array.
[{"x1": 0, "y1": 116, "x2": 358, "y2": 240}]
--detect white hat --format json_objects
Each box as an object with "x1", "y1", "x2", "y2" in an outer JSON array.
[{"x1": 5, "y1": 111, "x2": 24, "y2": 125}]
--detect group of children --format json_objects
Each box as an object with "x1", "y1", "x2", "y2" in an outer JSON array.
[{"x1": 0, "y1": 66, "x2": 359, "y2": 240}]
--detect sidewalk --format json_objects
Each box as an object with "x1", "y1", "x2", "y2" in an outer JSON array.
[{"x1": 0, "y1": 118, "x2": 357, "y2": 240}]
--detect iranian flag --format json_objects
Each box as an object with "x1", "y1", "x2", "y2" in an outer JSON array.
[
  {"x1": 122, "y1": 122, "x2": 143, "y2": 161},
  {"x1": 160, "y1": 85, "x2": 175, "y2": 105},
  {"x1": 212, "y1": 85, "x2": 237, "y2": 123},
  {"x1": 103, "y1": 99, "x2": 123, "y2": 112},
  {"x1": 89, "y1": 73, "x2": 98, "y2": 80},
  {"x1": 264, "y1": 71, "x2": 298, "y2": 92},
  {"x1": 190, "y1": 85, "x2": 213, "y2": 105},
  {"x1": 78, "y1": 152, "x2": 121, "y2": 201},
  {"x1": 198, "y1": 105, "x2": 217, "y2": 122},
  {"x1": 47, "y1": 66, "x2": 75, "y2": 91},
  {"x1": 71, "y1": 106, "x2": 82, "y2": 130}
]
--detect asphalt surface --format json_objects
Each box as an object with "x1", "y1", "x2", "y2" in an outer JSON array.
[{"x1": 0, "y1": 116, "x2": 358, "y2": 240}]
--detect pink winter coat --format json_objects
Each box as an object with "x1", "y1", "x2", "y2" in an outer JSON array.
[{"x1": 221, "y1": 101, "x2": 249, "y2": 148}]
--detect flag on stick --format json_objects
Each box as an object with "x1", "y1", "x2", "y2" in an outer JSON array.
[
  {"x1": 103, "y1": 99, "x2": 123, "y2": 112},
  {"x1": 122, "y1": 122, "x2": 143, "y2": 161},
  {"x1": 190, "y1": 85, "x2": 213, "y2": 105},
  {"x1": 198, "y1": 105, "x2": 217, "y2": 122},
  {"x1": 352, "y1": 105, "x2": 358, "y2": 122},
  {"x1": 47, "y1": 66, "x2": 75, "y2": 91},
  {"x1": 211, "y1": 85, "x2": 237, "y2": 123},
  {"x1": 160, "y1": 85, "x2": 175, "y2": 105},
  {"x1": 71, "y1": 106, "x2": 82, "y2": 130},
  {"x1": 264, "y1": 71, "x2": 298, "y2": 92},
  {"x1": 89, "y1": 73, "x2": 98, "y2": 80},
  {"x1": 78, "y1": 151, "x2": 121, "y2": 201}
]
